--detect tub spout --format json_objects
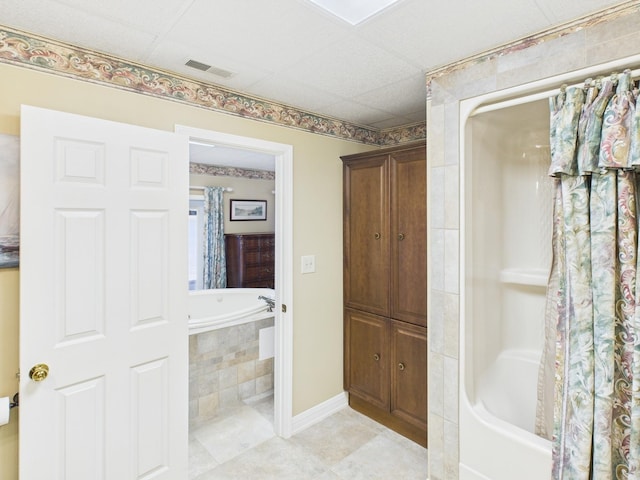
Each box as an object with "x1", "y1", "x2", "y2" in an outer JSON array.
[{"x1": 258, "y1": 295, "x2": 275, "y2": 312}]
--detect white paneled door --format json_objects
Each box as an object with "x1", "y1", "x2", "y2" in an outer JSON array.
[{"x1": 19, "y1": 106, "x2": 189, "y2": 479}]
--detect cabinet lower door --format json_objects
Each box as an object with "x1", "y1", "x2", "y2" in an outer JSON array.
[
  {"x1": 390, "y1": 320, "x2": 427, "y2": 430},
  {"x1": 344, "y1": 309, "x2": 389, "y2": 410}
]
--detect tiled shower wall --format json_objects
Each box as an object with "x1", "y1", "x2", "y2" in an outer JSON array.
[
  {"x1": 189, "y1": 317, "x2": 274, "y2": 429},
  {"x1": 426, "y1": 4, "x2": 640, "y2": 479}
]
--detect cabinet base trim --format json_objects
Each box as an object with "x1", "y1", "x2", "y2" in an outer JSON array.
[{"x1": 349, "y1": 394, "x2": 427, "y2": 448}]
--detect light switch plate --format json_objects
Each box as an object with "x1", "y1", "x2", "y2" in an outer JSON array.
[{"x1": 301, "y1": 255, "x2": 316, "y2": 274}]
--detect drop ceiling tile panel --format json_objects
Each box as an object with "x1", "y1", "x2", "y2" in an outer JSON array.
[
  {"x1": 352, "y1": 77, "x2": 427, "y2": 117},
  {"x1": 315, "y1": 99, "x2": 396, "y2": 127},
  {"x1": 414, "y1": 0, "x2": 553, "y2": 68},
  {"x1": 52, "y1": 0, "x2": 194, "y2": 34},
  {"x1": 353, "y1": 0, "x2": 429, "y2": 65},
  {"x1": 281, "y1": 34, "x2": 422, "y2": 100},
  {"x1": 1, "y1": 0, "x2": 157, "y2": 61},
  {"x1": 403, "y1": 109, "x2": 427, "y2": 124},
  {"x1": 165, "y1": 0, "x2": 351, "y2": 73},
  {"x1": 245, "y1": 74, "x2": 344, "y2": 114}
]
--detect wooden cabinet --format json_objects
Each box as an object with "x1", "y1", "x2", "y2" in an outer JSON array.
[
  {"x1": 224, "y1": 233, "x2": 274, "y2": 288},
  {"x1": 342, "y1": 142, "x2": 427, "y2": 447},
  {"x1": 343, "y1": 143, "x2": 427, "y2": 326}
]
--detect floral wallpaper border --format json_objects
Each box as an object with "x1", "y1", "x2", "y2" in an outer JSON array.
[
  {"x1": 0, "y1": 26, "x2": 424, "y2": 146},
  {"x1": 190, "y1": 162, "x2": 275, "y2": 180}
]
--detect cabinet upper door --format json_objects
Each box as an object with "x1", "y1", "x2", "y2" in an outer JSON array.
[
  {"x1": 390, "y1": 147, "x2": 427, "y2": 326},
  {"x1": 343, "y1": 156, "x2": 390, "y2": 316}
]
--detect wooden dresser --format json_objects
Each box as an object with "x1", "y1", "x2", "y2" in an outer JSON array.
[
  {"x1": 224, "y1": 233, "x2": 275, "y2": 288},
  {"x1": 341, "y1": 141, "x2": 427, "y2": 447}
]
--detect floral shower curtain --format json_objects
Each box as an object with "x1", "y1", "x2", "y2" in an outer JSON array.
[
  {"x1": 203, "y1": 186, "x2": 227, "y2": 289},
  {"x1": 543, "y1": 69, "x2": 640, "y2": 479}
]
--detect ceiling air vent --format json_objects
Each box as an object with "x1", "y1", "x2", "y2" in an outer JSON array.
[{"x1": 185, "y1": 59, "x2": 234, "y2": 78}]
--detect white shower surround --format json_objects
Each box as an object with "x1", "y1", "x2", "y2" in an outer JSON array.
[
  {"x1": 424, "y1": 11, "x2": 640, "y2": 474},
  {"x1": 457, "y1": 54, "x2": 640, "y2": 480}
]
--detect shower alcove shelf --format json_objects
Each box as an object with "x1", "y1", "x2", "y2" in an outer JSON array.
[
  {"x1": 341, "y1": 141, "x2": 427, "y2": 447},
  {"x1": 499, "y1": 268, "x2": 548, "y2": 287}
]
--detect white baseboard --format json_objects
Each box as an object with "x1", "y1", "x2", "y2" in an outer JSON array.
[{"x1": 291, "y1": 391, "x2": 349, "y2": 435}]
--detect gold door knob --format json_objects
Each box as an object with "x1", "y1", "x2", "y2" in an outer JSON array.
[
  {"x1": 29, "y1": 364, "x2": 49, "y2": 382},
  {"x1": 398, "y1": 233, "x2": 405, "y2": 241},
  {"x1": 398, "y1": 363, "x2": 405, "y2": 371},
  {"x1": 373, "y1": 353, "x2": 380, "y2": 361},
  {"x1": 374, "y1": 233, "x2": 381, "y2": 240}
]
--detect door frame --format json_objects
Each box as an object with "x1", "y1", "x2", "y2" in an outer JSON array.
[{"x1": 175, "y1": 125, "x2": 293, "y2": 437}]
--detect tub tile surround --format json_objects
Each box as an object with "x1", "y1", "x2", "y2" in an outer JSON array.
[
  {"x1": 426, "y1": 3, "x2": 640, "y2": 479},
  {"x1": 189, "y1": 317, "x2": 274, "y2": 428}
]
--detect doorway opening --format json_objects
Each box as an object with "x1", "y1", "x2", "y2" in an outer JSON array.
[{"x1": 175, "y1": 125, "x2": 293, "y2": 468}]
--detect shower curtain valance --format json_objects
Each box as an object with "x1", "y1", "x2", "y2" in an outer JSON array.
[
  {"x1": 548, "y1": 70, "x2": 640, "y2": 177},
  {"x1": 543, "y1": 69, "x2": 640, "y2": 480}
]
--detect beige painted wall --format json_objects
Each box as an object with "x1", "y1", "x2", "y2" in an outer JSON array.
[{"x1": 0, "y1": 62, "x2": 373, "y2": 478}]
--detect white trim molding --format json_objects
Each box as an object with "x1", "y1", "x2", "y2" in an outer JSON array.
[{"x1": 291, "y1": 392, "x2": 349, "y2": 435}]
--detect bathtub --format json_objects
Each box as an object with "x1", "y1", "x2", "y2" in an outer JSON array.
[
  {"x1": 188, "y1": 288, "x2": 275, "y2": 334},
  {"x1": 460, "y1": 96, "x2": 552, "y2": 479}
]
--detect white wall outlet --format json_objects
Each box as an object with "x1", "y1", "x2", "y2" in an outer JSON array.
[{"x1": 301, "y1": 255, "x2": 316, "y2": 274}]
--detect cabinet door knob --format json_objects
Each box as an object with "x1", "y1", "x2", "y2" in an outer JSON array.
[
  {"x1": 398, "y1": 362, "x2": 405, "y2": 371},
  {"x1": 373, "y1": 353, "x2": 380, "y2": 361},
  {"x1": 374, "y1": 232, "x2": 381, "y2": 240},
  {"x1": 398, "y1": 233, "x2": 405, "y2": 241}
]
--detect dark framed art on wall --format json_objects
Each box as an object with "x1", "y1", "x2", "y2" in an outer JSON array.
[{"x1": 230, "y1": 199, "x2": 267, "y2": 221}]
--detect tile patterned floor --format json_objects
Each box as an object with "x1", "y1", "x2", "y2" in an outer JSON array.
[{"x1": 189, "y1": 395, "x2": 428, "y2": 480}]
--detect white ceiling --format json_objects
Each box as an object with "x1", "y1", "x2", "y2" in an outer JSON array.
[
  {"x1": 2, "y1": 0, "x2": 628, "y2": 129},
  {"x1": 189, "y1": 142, "x2": 276, "y2": 171},
  {"x1": 0, "y1": 0, "x2": 628, "y2": 168}
]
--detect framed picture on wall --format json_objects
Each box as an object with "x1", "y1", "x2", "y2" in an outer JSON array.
[{"x1": 230, "y1": 199, "x2": 267, "y2": 221}]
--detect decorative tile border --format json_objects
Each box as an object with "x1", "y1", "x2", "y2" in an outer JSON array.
[
  {"x1": 190, "y1": 162, "x2": 275, "y2": 180},
  {"x1": 425, "y1": 1, "x2": 640, "y2": 96},
  {"x1": 0, "y1": 26, "x2": 424, "y2": 146}
]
